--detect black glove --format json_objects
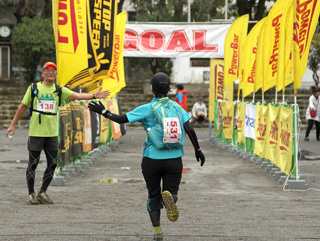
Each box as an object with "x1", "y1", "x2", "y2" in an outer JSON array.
[
  {"x1": 195, "y1": 150, "x2": 205, "y2": 166},
  {"x1": 88, "y1": 101, "x2": 105, "y2": 115}
]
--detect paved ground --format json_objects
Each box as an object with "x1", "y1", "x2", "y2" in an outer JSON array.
[{"x1": 1, "y1": 126, "x2": 320, "y2": 241}]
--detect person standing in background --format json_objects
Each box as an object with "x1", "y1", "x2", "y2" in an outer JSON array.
[
  {"x1": 175, "y1": 84, "x2": 188, "y2": 112},
  {"x1": 304, "y1": 86, "x2": 320, "y2": 141}
]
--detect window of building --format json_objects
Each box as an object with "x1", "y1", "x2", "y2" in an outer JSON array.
[
  {"x1": 190, "y1": 58, "x2": 210, "y2": 67},
  {"x1": 0, "y1": 46, "x2": 10, "y2": 80}
]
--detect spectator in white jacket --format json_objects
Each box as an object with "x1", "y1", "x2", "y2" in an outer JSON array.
[
  {"x1": 191, "y1": 97, "x2": 207, "y2": 124},
  {"x1": 305, "y1": 86, "x2": 320, "y2": 141}
]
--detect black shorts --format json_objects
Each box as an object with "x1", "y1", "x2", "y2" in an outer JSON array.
[
  {"x1": 28, "y1": 136, "x2": 59, "y2": 151},
  {"x1": 141, "y1": 156, "x2": 183, "y2": 211}
]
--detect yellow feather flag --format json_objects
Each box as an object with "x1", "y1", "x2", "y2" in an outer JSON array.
[
  {"x1": 236, "y1": 102, "x2": 246, "y2": 144},
  {"x1": 283, "y1": 2, "x2": 294, "y2": 91},
  {"x1": 293, "y1": 0, "x2": 320, "y2": 93},
  {"x1": 109, "y1": 100, "x2": 122, "y2": 140},
  {"x1": 254, "y1": 18, "x2": 267, "y2": 93},
  {"x1": 277, "y1": 105, "x2": 293, "y2": 175},
  {"x1": 237, "y1": 34, "x2": 246, "y2": 95},
  {"x1": 266, "y1": 104, "x2": 281, "y2": 166},
  {"x1": 277, "y1": 0, "x2": 294, "y2": 92},
  {"x1": 53, "y1": 0, "x2": 88, "y2": 87},
  {"x1": 262, "y1": 0, "x2": 292, "y2": 93},
  {"x1": 209, "y1": 59, "x2": 222, "y2": 121},
  {"x1": 254, "y1": 104, "x2": 269, "y2": 158},
  {"x1": 208, "y1": 59, "x2": 234, "y2": 121},
  {"x1": 220, "y1": 101, "x2": 234, "y2": 140},
  {"x1": 67, "y1": 0, "x2": 118, "y2": 90},
  {"x1": 242, "y1": 18, "x2": 266, "y2": 98},
  {"x1": 99, "y1": 100, "x2": 110, "y2": 143},
  {"x1": 87, "y1": 12, "x2": 127, "y2": 97},
  {"x1": 224, "y1": 14, "x2": 249, "y2": 89}
]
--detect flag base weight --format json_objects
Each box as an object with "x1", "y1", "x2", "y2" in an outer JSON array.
[
  {"x1": 50, "y1": 176, "x2": 65, "y2": 186},
  {"x1": 273, "y1": 171, "x2": 286, "y2": 181},
  {"x1": 285, "y1": 180, "x2": 307, "y2": 190}
]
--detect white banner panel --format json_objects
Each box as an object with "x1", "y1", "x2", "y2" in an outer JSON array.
[
  {"x1": 123, "y1": 24, "x2": 230, "y2": 58},
  {"x1": 244, "y1": 103, "x2": 256, "y2": 139}
]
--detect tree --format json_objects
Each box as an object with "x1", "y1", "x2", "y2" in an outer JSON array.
[
  {"x1": 130, "y1": 0, "x2": 185, "y2": 22},
  {"x1": 236, "y1": 0, "x2": 273, "y2": 20},
  {"x1": 236, "y1": 0, "x2": 274, "y2": 31},
  {"x1": 41, "y1": 0, "x2": 52, "y2": 18},
  {"x1": 118, "y1": 0, "x2": 125, "y2": 14},
  {"x1": 14, "y1": 0, "x2": 37, "y2": 22},
  {"x1": 308, "y1": 33, "x2": 320, "y2": 86},
  {"x1": 191, "y1": 0, "x2": 226, "y2": 22},
  {"x1": 0, "y1": 0, "x2": 38, "y2": 23},
  {"x1": 130, "y1": 0, "x2": 227, "y2": 22},
  {"x1": 12, "y1": 16, "x2": 55, "y2": 82}
]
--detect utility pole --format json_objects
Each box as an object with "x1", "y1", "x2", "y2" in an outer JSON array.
[
  {"x1": 225, "y1": 0, "x2": 228, "y2": 20},
  {"x1": 188, "y1": 0, "x2": 191, "y2": 23}
]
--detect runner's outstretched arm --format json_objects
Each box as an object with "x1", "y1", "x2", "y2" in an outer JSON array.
[
  {"x1": 183, "y1": 121, "x2": 205, "y2": 166},
  {"x1": 88, "y1": 101, "x2": 128, "y2": 123}
]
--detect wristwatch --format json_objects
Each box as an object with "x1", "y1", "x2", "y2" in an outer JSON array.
[
  {"x1": 93, "y1": 93, "x2": 96, "y2": 99},
  {"x1": 102, "y1": 109, "x2": 107, "y2": 115}
]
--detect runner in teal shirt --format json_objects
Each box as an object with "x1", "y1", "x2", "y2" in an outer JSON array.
[
  {"x1": 126, "y1": 97, "x2": 191, "y2": 160},
  {"x1": 89, "y1": 72, "x2": 205, "y2": 241}
]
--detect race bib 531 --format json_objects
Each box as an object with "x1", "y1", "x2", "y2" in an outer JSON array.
[{"x1": 163, "y1": 117, "x2": 181, "y2": 143}]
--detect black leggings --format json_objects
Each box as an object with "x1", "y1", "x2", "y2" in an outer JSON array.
[
  {"x1": 305, "y1": 120, "x2": 320, "y2": 140},
  {"x1": 141, "y1": 156, "x2": 182, "y2": 212},
  {"x1": 26, "y1": 149, "x2": 58, "y2": 195}
]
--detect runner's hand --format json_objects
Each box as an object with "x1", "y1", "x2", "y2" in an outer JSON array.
[
  {"x1": 89, "y1": 101, "x2": 105, "y2": 115},
  {"x1": 195, "y1": 150, "x2": 205, "y2": 166}
]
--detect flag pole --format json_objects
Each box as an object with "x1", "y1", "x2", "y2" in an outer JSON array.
[{"x1": 294, "y1": 92, "x2": 299, "y2": 180}]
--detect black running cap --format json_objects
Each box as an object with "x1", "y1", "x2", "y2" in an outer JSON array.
[
  {"x1": 151, "y1": 72, "x2": 170, "y2": 87},
  {"x1": 150, "y1": 72, "x2": 171, "y2": 97}
]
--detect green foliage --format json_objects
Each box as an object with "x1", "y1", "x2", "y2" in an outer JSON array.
[
  {"x1": 191, "y1": 0, "x2": 226, "y2": 22},
  {"x1": 0, "y1": 0, "x2": 14, "y2": 8},
  {"x1": 130, "y1": 0, "x2": 187, "y2": 22},
  {"x1": 11, "y1": 16, "x2": 55, "y2": 82},
  {"x1": 0, "y1": 0, "x2": 14, "y2": 13},
  {"x1": 308, "y1": 33, "x2": 320, "y2": 86},
  {"x1": 130, "y1": 0, "x2": 228, "y2": 22}
]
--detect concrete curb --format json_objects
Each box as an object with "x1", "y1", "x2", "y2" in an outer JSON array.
[
  {"x1": 210, "y1": 137, "x2": 307, "y2": 190},
  {"x1": 50, "y1": 142, "x2": 117, "y2": 186}
]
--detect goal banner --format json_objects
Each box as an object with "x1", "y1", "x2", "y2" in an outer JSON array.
[{"x1": 123, "y1": 24, "x2": 230, "y2": 58}]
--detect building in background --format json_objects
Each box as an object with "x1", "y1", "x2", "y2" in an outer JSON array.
[{"x1": 0, "y1": 6, "x2": 16, "y2": 81}]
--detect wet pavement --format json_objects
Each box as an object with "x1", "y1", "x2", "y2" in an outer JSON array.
[{"x1": 0, "y1": 127, "x2": 320, "y2": 241}]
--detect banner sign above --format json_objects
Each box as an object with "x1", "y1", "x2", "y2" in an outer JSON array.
[{"x1": 123, "y1": 24, "x2": 230, "y2": 58}]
